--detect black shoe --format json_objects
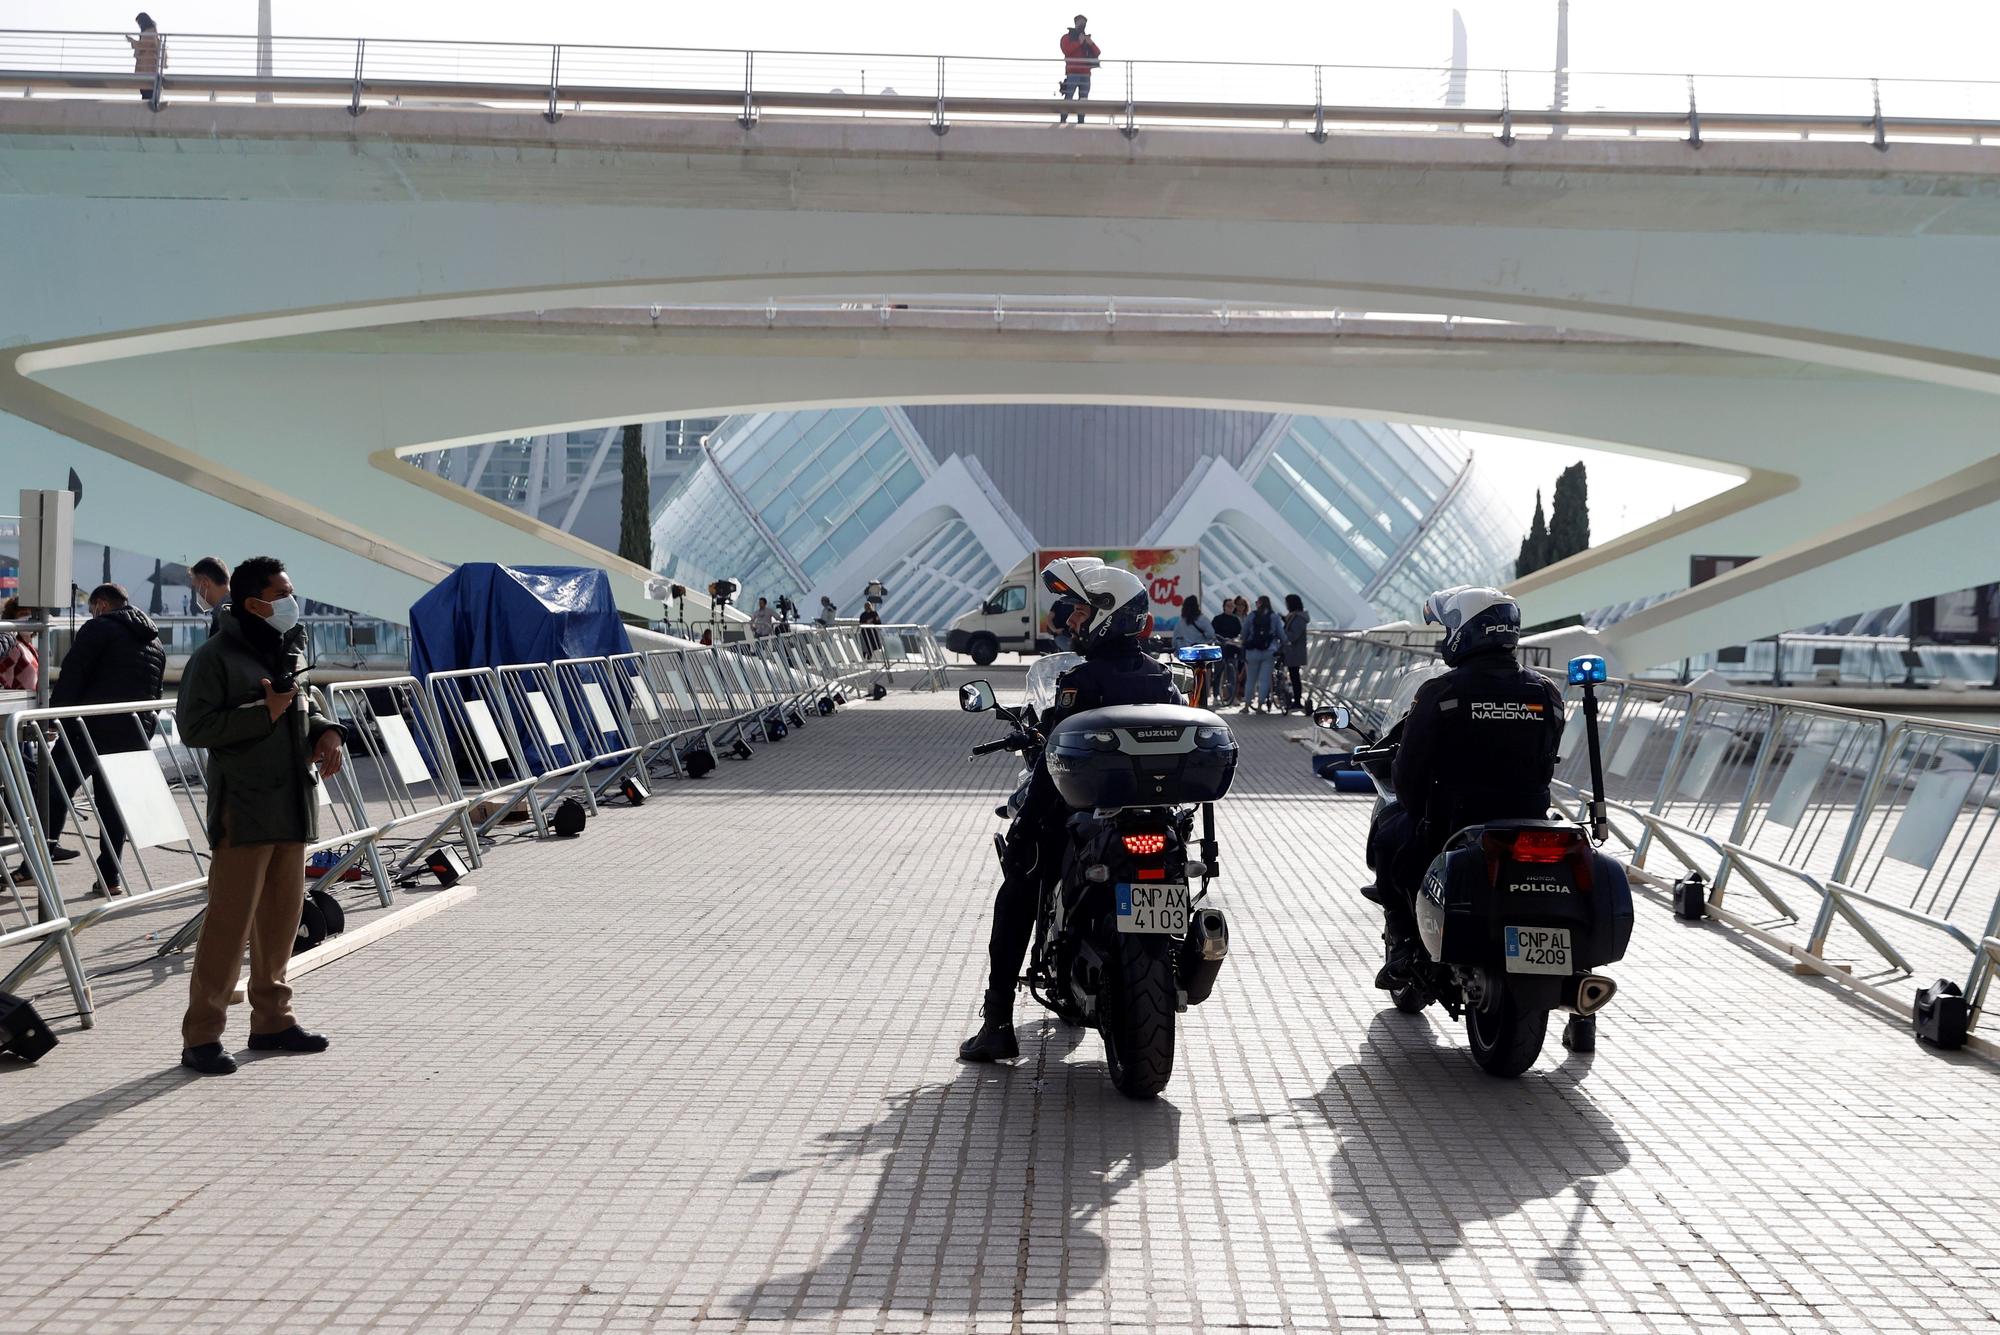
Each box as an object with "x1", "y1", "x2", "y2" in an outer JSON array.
[
  {"x1": 180, "y1": 1043, "x2": 237, "y2": 1076},
  {"x1": 957, "y1": 1018, "x2": 1019, "y2": 1063},
  {"x1": 49, "y1": 846, "x2": 81, "y2": 864},
  {"x1": 247, "y1": 1024, "x2": 330, "y2": 1054},
  {"x1": 1374, "y1": 938, "x2": 1419, "y2": 991},
  {"x1": 95, "y1": 851, "x2": 122, "y2": 892}
]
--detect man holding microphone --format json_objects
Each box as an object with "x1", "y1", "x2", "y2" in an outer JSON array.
[{"x1": 176, "y1": 556, "x2": 347, "y2": 1076}]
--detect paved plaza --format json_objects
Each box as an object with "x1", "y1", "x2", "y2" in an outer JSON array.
[{"x1": 3, "y1": 682, "x2": 1999, "y2": 1334}]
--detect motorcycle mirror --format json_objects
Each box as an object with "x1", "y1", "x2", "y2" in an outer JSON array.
[
  {"x1": 958, "y1": 680, "x2": 997, "y2": 713},
  {"x1": 1312, "y1": 706, "x2": 1352, "y2": 732}
]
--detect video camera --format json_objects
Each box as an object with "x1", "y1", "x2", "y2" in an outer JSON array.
[
  {"x1": 708, "y1": 578, "x2": 739, "y2": 611},
  {"x1": 863, "y1": 578, "x2": 888, "y2": 607},
  {"x1": 775, "y1": 594, "x2": 798, "y2": 627}
]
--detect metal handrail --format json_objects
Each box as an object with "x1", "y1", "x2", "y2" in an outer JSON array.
[{"x1": 6, "y1": 29, "x2": 2000, "y2": 145}]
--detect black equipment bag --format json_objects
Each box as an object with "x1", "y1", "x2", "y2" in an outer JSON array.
[{"x1": 681, "y1": 746, "x2": 718, "y2": 778}]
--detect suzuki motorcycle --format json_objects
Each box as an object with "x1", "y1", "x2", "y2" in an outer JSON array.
[
  {"x1": 1317, "y1": 655, "x2": 1633, "y2": 1077},
  {"x1": 961, "y1": 656, "x2": 1238, "y2": 1099}
]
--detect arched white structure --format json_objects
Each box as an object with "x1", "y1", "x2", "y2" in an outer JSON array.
[{"x1": 5, "y1": 103, "x2": 2000, "y2": 661}]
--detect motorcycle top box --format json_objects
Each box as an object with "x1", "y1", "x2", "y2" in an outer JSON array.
[{"x1": 1046, "y1": 704, "x2": 1238, "y2": 809}]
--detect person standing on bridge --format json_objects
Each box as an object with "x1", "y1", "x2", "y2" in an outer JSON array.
[
  {"x1": 128, "y1": 13, "x2": 165, "y2": 107},
  {"x1": 175, "y1": 555, "x2": 346, "y2": 1077},
  {"x1": 1058, "y1": 16, "x2": 1101, "y2": 124},
  {"x1": 750, "y1": 597, "x2": 778, "y2": 639},
  {"x1": 189, "y1": 555, "x2": 231, "y2": 626}
]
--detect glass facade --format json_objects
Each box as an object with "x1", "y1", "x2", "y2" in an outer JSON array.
[
  {"x1": 874, "y1": 519, "x2": 1003, "y2": 629},
  {"x1": 636, "y1": 405, "x2": 1522, "y2": 628}
]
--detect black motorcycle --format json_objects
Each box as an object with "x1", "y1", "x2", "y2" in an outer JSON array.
[
  {"x1": 960, "y1": 675, "x2": 1238, "y2": 1099},
  {"x1": 1317, "y1": 655, "x2": 1633, "y2": 1077}
]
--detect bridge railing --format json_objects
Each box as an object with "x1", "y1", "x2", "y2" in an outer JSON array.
[
  {"x1": 6, "y1": 29, "x2": 2000, "y2": 145},
  {"x1": 0, "y1": 627, "x2": 946, "y2": 1034},
  {"x1": 1303, "y1": 628, "x2": 2000, "y2": 1049}
]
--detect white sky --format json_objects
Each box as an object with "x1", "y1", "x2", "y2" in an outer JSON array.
[{"x1": 22, "y1": 0, "x2": 1953, "y2": 540}]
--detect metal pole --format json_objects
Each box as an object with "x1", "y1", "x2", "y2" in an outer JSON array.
[
  {"x1": 1872, "y1": 77, "x2": 1888, "y2": 151},
  {"x1": 256, "y1": 0, "x2": 273, "y2": 104},
  {"x1": 931, "y1": 54, "x2": 948, "y2": 136},
  {"x1": 1122, "y1": 60, "x2": 1137, "y2": 139},
  {"x1": 1309, "y1": 65, "x2": 1326, "y2": 143},
  {"x1": 1551, "y1": 0, "x2": 1569, "y2": 140},
  {"x1": 544, "y1": 46, "x2": 562, "y2": 124},
  {"x1": 1686, "y1": 74, "x2": 1702, "y2": 148},
  {"x1": 348, "y1": 38, "x2": 365, "y2": 118},
  {"x1": 1499, "y1": 70, "x2": 1514, "y2": 145},
  {"x1": 739, "y1": 51, "x2": 756, "y2": 129}
]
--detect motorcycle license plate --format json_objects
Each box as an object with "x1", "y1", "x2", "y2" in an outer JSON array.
[
  {"x1": 1116, "y1": 883, "x2": 1189, "y2": 934},
  {"x1": 1505, "y1": 925, "x2": 1571, "y2": 975}
]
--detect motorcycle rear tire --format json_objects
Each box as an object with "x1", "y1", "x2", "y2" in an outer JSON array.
[
  {"x1": 1102, "y1": 934, "x2": 1177, "y2": 1100},
  {"x1": 1465, "y1": 988, "x2": 1548, "y2": 1078}
]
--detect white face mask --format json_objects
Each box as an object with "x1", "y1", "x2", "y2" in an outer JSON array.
[{"x1": 260, "y1": 594, "x2": 301, "y2": 635}]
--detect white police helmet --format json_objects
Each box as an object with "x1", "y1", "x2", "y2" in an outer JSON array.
[
  {"x1": 1042, "y1": 558, "x2": 1151, "y2": 649},
  {"x1": 1422, "y1": 585, "x2": 1521, "y2": 665}
]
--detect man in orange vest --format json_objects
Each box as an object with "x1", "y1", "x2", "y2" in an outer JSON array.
[{"x1": 1058, "y1": 16, "x2": 1101, "y2": 125}]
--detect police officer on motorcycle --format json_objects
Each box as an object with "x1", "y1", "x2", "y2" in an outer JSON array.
[
  {"x1": 1371, "y1": 586, "x2": 1565, "y2": 990},
  {"x1": 960, "y1": 558, "x2": 1183, "y2": 1062}
]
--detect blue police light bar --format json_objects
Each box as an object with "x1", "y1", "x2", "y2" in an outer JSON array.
[
  {"x1": 1567, "y1": 655, "x2": 1608, "y2": 685},
  {"x1": 1176, "y1": 643, "x2": 1224, "y2": 663}
]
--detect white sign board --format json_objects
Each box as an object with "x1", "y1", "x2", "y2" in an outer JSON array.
[
  {"x1": 1885, "y1": 768, "x2": 1975, "y2": 871},
  {"x1": 1676, "y1": 727, "x2": 1734, "y2": 801},
  {"x1": 463, "y1": 699, "x2": 509, "y2": 764},
  {"x1": 582, "y1": 682, "x2": 620, "y2": 735},
  {"x1": 375, "y1": 713, "x2": 433, "y2": 787},
  {"x1": 525, "y1": 691, "x2": 565, "y2": 748},
  {"x1": 628, "y1": 677, "x2": 661, "y2": 722},
  {"x1": 94, "y1": 749, "x2": 189, "y2": 849},
  {"x1": 1608, "y1": 717, "x2": 1653, "y2": 779},
  {"x1": 1765, "y1": 742, "x2": 1834, "y2": 830}
]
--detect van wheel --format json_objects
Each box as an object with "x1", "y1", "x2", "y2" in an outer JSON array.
[
  {"x1": 1466, "y1": 987, "x2": 1548, "y2": 1077},
  {"x1": 967, "y1": 635, "x2": 999, "y2": 667}
]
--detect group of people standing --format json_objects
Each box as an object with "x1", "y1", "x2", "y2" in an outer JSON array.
[{"x1": 1173, "y1": 593, "x2": 1313, "y2": 713}]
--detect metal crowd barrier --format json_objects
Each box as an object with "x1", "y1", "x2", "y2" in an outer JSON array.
[
  {"x1": 0, "y1": 634, "x2": 929, "y2": 1032},
  {"x1": 1304, "y1": 627, "x2": 2000, "y2": 1047}
]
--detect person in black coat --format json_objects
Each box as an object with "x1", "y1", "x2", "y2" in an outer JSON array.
[
  {"x1": 13, "y1": 584, "x2": 167, "y2": 891},
  {"x1": 1372, "y1": 587, "x2": 1564, "y2": 989}
]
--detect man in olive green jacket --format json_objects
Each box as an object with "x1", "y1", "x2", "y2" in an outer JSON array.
[{"x1": 175, "y1": 556, "x2": 346, "y2": 1076}]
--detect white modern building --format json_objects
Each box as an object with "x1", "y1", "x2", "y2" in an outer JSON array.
[{"x1": 644, "y1": 405, "x2": 1519, "y2": 628}]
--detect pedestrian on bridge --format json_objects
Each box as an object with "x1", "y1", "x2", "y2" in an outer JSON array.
[
  {"x1": 175, "y1": 556, "x2": 346, "y2": 1077},
  {"x1": 128, "y1": 13, "x2": 165, "y2": 107},
  {"x1": 1058, "y1": 16, "x2": 1101, "y2": 124}
]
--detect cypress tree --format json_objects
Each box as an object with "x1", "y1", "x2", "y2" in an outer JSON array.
[
  {"x1": 616, "y1": 423, "x2": 652, "y2": 568},
  {"x1": 1548, "y1": 462, "x2": 1591, "y2": 563},
  {"x1": 1516, "y1": 491, "x2": 1551, "y2": 578},
  {"x1": 149, "y1": 558, "x2": 164, "y2": 615}
]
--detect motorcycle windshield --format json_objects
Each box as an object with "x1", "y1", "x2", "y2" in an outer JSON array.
[{"x1": 1026, "y1": 652, "x2": 1084, "y2": 714}]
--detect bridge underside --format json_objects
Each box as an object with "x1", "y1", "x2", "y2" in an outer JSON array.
[
  {"x1": 6, "y1": 103, "x2": 2000, "y2": 653},
  {"x1": 4, "y1": 692, "x2": 1994, "y2": 1332}
]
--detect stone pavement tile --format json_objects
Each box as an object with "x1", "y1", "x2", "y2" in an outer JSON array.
[{"x1": 3, "y1": 687, "x2": 2000, "y2": 1333}]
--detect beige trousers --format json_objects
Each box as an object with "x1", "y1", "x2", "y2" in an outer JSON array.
[{"x1": 180, "y1": 819, "x2": 306, "y2": 1048}]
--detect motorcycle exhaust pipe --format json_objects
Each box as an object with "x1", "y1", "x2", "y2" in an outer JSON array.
[
  {"x1": 1560, "y1": 972, "x2": 1618, "y2": 1016},
  {"x1": 1179, "y1": 908, "x2": 1230, "y2": 1006}
]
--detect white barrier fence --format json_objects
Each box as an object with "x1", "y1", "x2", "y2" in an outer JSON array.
[
  {"x1": 0, "y1": 624, "x2": 946, "y2": 1031},
  {"x1": 1305, "y1": 630, "x2": 2000, "y2": 1049}
]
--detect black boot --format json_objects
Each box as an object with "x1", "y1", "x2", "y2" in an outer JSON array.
[
  {"x1": 1374, "y1": 934, "x2": 1419, "y2": 991},
  {"x1": 180, "y1": 1043, "x2": 237, "y2": 1076},
  {"x1": 957, "y1": 996, "x2": 1019, "y2": 1062}
]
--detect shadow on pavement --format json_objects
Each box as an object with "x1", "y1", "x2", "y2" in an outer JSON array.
[
  {"x1": 0, "y1": 1066, "x2": 192, "y2": 1169},
  {"x1": 1238, "y1": 1010, "x2": 1628, "y2": 1277},
  {"x1": 731, "y1": 1019, "x2": 1182, "y2": 1319}
]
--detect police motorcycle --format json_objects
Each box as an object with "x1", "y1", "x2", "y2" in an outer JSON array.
[
  {"x1": 1316, "y1": 654, "x2": 1632, "y2": 1077},
  {"x1": 960, "y1": 652, "x2": 1238, "y2": 1100}
]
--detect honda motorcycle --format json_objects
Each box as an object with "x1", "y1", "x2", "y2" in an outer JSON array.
[
  {"x1": 961, "y1": 654, "x2": 1238, "y2": 1099},
  {"x1": 1317, "y1": 655, "x2": 1633, "y2": 1077}
]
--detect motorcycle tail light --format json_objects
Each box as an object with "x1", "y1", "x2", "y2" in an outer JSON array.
[
  {"x1": 1122, "y1": 832, "x2": 1167, "y2": 856},
  {"x1": 1510, "y1": 830, "x2": 1581, "y2": 863}
]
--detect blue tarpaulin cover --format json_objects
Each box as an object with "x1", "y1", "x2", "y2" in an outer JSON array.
[{"x1": 408, "y1": 564, "x2": 634, "y2": 678}]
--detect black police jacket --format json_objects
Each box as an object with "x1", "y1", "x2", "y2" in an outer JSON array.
[
  {"x1": 1043, "y1": 637, "x2": 1183, "y2": 732},
  {"x1": 1389, "y1": 648, "x2": 1565, "y2": 842}
]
